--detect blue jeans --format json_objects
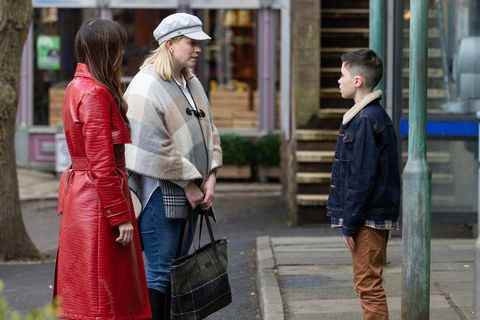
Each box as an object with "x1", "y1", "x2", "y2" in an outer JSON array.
[{"x1": 139, "y1": 188, "x2": 197, "y2": 293}]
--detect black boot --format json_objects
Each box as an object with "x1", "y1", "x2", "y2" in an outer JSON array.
[{"x1": 149, "y1": 288, "x2": 166, "y2": 320}]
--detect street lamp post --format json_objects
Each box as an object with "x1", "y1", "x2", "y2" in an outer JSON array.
[
  {"x1": 476, "y1": 111, "x2": 480, "y2": 317},
  {"x1": 369, "y1": 0, "x2": 385, "y2": 92},
  {"x1": 401, "y1": 1, "x2": 432, "y2": 319}
]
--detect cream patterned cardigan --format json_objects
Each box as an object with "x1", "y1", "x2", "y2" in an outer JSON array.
[{"x1": 125, "y1": 64, "x2": 222, "y2": 184}]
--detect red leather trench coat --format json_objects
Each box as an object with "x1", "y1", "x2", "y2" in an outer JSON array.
[{"x1": 54, "y1": 63, "x2": 150, "y2": 320}]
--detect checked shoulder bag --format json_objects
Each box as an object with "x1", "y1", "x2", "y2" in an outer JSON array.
[{"x1": 170, "y1": 209, "x2": 232, "y2": 319}]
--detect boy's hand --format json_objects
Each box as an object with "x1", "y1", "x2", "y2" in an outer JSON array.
[{"x1": 343, "y1": 236, "x2": 355, "y2": 251}]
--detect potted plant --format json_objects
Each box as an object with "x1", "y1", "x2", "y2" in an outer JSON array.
[
  {"x1": 255, "y1": 133, "x2": 281, "y2": 182},
  {"x1": 218, "y1": 134, "x2": 254, "y2": 179}
]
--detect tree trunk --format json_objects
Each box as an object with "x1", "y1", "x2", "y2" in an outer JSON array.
[{"x1": 0, "y1": 0, "x2": 41, "y2": 261}]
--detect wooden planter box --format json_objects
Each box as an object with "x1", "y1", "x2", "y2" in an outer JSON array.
[
  {"x1": 257, "y1": 166, "x2": 281, "y2": 182},
  {"x1": 217, "y1": 165, "x2": 252, "y2": 179}
]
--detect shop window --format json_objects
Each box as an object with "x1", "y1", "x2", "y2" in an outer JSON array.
[
  {"x1": 112, "y1": 9, "x2": 175, "y2": 82},
  {"x1": 401, "y1": 0, "x2": 480, "y2": 222},
  {"x1": 401, "y1": 139, "x2": 477, "y2": 219},
  {"x1": 32, "y1": 8, "x2": 279, "y2": 131},
  {"x1": 33, "y1": 8, "x2": 84, "y2": 127},
  {"x1": 204, "y1": 10, "x2": 260, "y2": 129},
  {"x1": 116, "y1": 9, "x2": 280, "y2": 131},
  {"x1": 402, "y1": 0, "x2": 480, "y2": 115}
]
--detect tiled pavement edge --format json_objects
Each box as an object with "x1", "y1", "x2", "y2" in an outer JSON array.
[
  {"x1": 257, "y1": 236, "x2": 286, "y2": 320},
  {"x1": 257, "y1": 236, "x2": 475, "y2": 320}
]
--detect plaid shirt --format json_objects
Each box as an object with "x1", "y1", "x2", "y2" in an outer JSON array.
[
  {"x1": 129, "y1": 171, "x2": 190, "y2": 219},
  {"x1": 331, "y1": 217, "x2": 399, "y2": 231}
]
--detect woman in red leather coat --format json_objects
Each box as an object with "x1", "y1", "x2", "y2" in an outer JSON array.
[{"x1": 54, "y1": 19, "x2": 151, "y2": 319}]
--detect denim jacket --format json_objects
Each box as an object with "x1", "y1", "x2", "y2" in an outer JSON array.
[{"x1": 327, "y1": 98, "x2": 401, "y2": 236}]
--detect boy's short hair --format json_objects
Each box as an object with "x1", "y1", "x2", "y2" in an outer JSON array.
[{"x1": 341, "y1": 49, "x2": 383, "y2": 89}]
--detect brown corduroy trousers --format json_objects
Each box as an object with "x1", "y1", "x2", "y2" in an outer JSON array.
[{"x1": 351, "y1": 226, "x2": 390, "y2": 320}]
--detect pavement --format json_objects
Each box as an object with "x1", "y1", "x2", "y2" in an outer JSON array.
[
  {"x1": 6, "y1": 169, "x2": 479, "y2": 320},
  {"x1": 4, "y1": 168, "x2": 288, "y2": 317},
  {"x1": 17, "y1": 169, "x2": 59, "y2": 201},
  {"x1": 256, "y1": 236, "x2": 476, "y2": 320},
  {"x1": 16, "y1": 168, "x2": 282, "y2": 202}
]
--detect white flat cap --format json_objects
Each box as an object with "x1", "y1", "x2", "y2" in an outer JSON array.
[{"x1": 153, "y1": 13, "x2": 211, "y2": 45}]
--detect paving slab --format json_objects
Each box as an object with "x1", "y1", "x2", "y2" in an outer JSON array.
[{"x1": 257, "y1": 236, "x2": 475, "y2": 320}]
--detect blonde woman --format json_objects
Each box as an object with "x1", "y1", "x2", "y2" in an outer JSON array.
[{"x1": 124, "y1": 13, "x2": 222, "y2": 320}]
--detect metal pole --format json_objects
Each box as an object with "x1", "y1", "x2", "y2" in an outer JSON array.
[
  {"x1": 18, "y1": 24, "x2": 33, "y2": 127},
  {"x1": 280, "y1": 0, "x2": 291, "y2": 140},
  {"x1": 401, "y1": 1, "x2": 431, "y2": 319},
  {"x1": 178, "y1": 0, "x2": 191, "y2": 13},
  {"x1": 258, "y1": 6, "x2": 276, "y2": 132},
  {"x1": 369, "y1": 0, "x2": 385, "y2": 91},
  {"x1": 475, "y1": 111, "x2": 480, "y2": 317},
  {"x1": 385, "y1": 0, "x2": 403, "y2": 126}
]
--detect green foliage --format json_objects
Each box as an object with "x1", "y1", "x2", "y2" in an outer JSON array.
[
  {"x1": 0, "y1": 281, "x2": 58, "y2": 320},
  {"x1": 220, "y1": 133, "x2": 281, "y2": 168},
  {"x1": 220, "y1": 134, "x2": 255, "y2": 166},
  {"x1": 255, "y1": 133, "x2": 281, "y2": 167}
]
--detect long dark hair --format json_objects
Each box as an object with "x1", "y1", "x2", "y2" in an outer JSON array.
[{"x1": 75, "y1": 19, "x2": 128, "y2": 120}]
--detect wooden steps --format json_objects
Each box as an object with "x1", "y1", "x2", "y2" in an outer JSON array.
[
  {"x1": 296, "y1": 172, "x2": 452, "y2": 186},
  {"x1": 323, "y1": 67, "x2": 444, "y2": 79},
  {"x1": 321, "y1": 48, "x2": 444, "y2": 59},
  {"x1": 297, "y1": 194, "x2": 329, "y2": 206},
  {"x1": 297, "y1": 129, "x2": 338, "y2": 141},
  {"x1": 322, "y1": 9, "x2": 369, "y2": 15},
  {"x1": 317, "y1": 108, "x2": 347, "y2": 119},
  {"x1": 293, "y1": 3, "x2": 455, "y2": 224},
  {"x1": 321, "y1": 28, "x2": 438, "y2": 38},
  {"x1": 320, "y1": 88, "x2": 340, "y2": 97},
  {"x1": 321, "y1": 28, "x2": 369, "y2": 34},
  {"x1": 402, "y1": 68, "x2": 444, "y2": 78},
  {"x1": 297, "y1": 172, "x2": 331, "y2": 184},
  {"x1": 402, "y1": 88, "x2": 446, "y2": 99},
  {"x1": 403, "y1": 48, "x2": 442, "y2": 58},
  {"x1": 402, "y1": 151, "x2": 451, "y2": 163},
  {"x1": 432, "y1": 173, "x2": 454, "y2": 185},
  {"x1": 210, "y1": 89, "x2": 259, "y2": 129},
  {"x1": 320, "y1": 88, "x2": 447, "y2": 99},
  {"x1": 297, "y1": 150, "x2": 335, "y2": 163},
  {"x1": 403, "y1": 27, "x2": 440, "y2": 39},
  {"x1": 321, "y1": 47, "x2": 366, "y2": 54}
]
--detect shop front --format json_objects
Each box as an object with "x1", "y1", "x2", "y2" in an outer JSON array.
[
  {"x1": 18, "y1": 0, "x2": 291, "y2": 172},
  {"x1": 399, "y1": 0, "x2": 480, "y2": 223}
]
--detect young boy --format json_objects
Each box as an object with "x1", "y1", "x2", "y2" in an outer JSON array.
[{"x1": 327, "y1": 49, "x2": 401, "y2": 320}]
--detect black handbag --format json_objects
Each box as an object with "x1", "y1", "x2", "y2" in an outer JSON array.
[{"x1": 170, "y1": 209, "x2": 232, "y2": 319}]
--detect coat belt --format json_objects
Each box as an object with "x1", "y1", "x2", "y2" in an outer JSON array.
[{"x1": 70, "y1": 157, "x2": 125, "y2": 170}]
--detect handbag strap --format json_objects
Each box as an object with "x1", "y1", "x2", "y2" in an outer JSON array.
[
  {"x1": 177, "y1": 207, "x2": 217, "y2": 256},
  {"x1": 176, "y1": 217, "x2": 187, "y2": 257},
  {"x1": 199, "y1": 209, "x2": 215, "y2": 243}
]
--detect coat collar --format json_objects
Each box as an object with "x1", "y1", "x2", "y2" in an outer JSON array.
[
  {"x1": 74, "y1": 63, "x2": 94, "y2": 80},
  {"x1": 342, "y1": 90, "x2": 382, "y2": 125}
]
